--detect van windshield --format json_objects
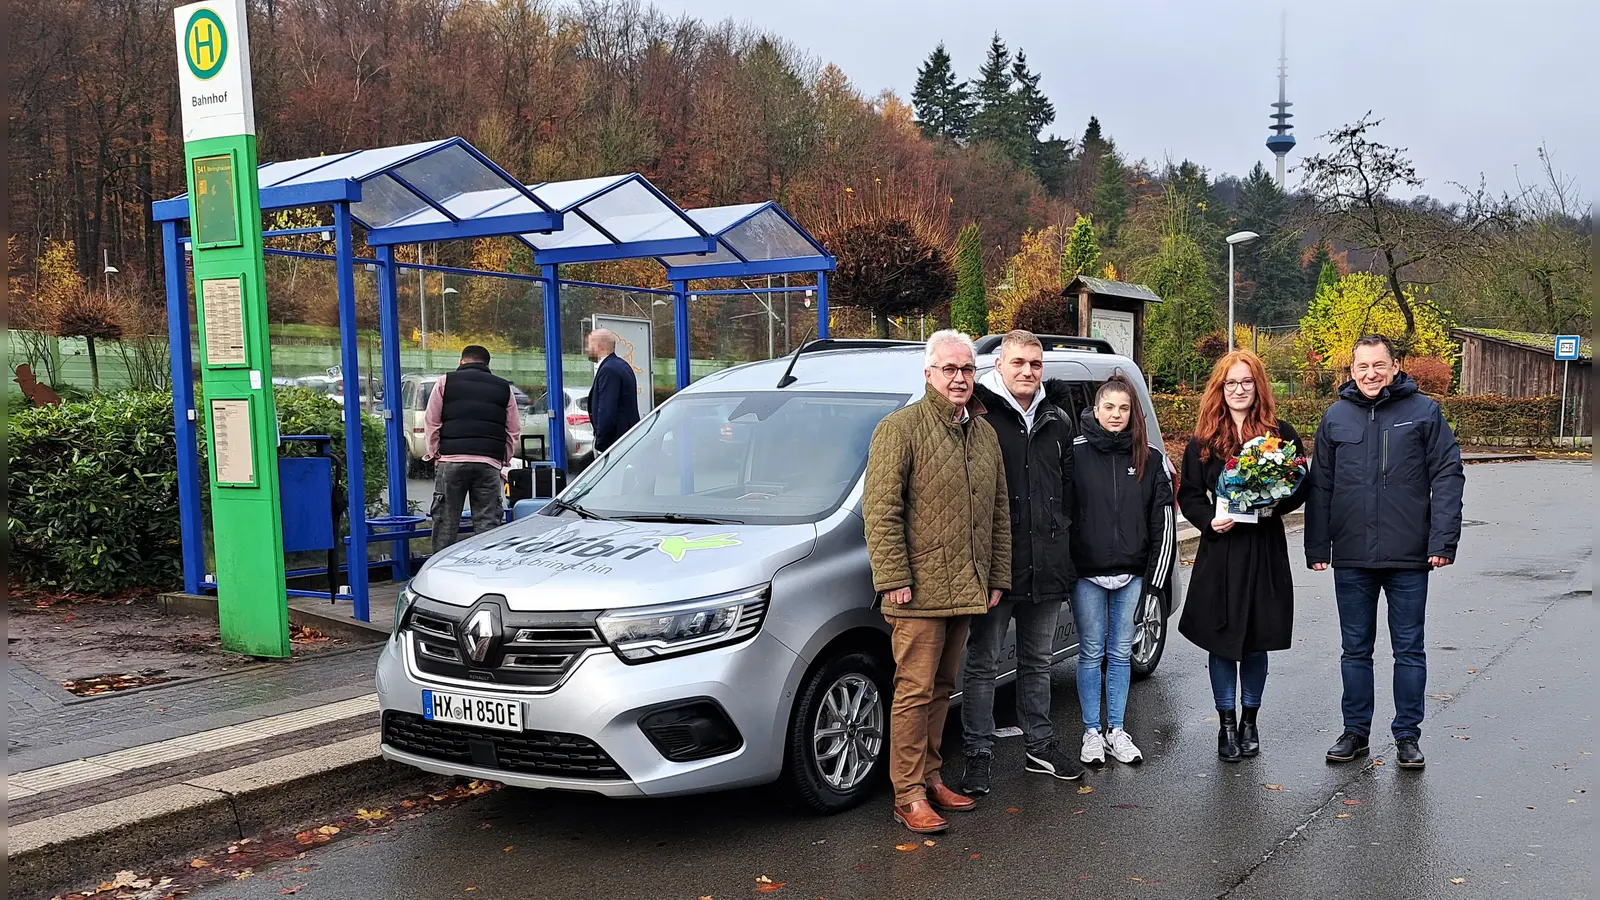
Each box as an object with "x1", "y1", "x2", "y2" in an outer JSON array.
[{"x1": 558, "y1": 391, "x2": 908, "y2": 525}]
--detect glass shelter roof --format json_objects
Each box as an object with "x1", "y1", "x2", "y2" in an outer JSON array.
[{"x1": 152, "y1": 138, "x2": 831, "y2": 280}]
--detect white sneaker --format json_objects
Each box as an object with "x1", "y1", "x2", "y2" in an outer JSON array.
[
  {"x1": 1105, "y1": 728, "x2": 1144, "y2": 764},
  {"x1": 1080, "y1": 729, "x2": 1106, "y2": 765}
]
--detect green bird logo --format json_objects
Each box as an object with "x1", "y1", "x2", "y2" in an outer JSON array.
[{"x1": 655, "y1": 533, "x2": 742, "y2": 562}]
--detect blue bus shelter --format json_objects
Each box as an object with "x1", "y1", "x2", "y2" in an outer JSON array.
[{"x1": 154, "y1": 137, "x2": 837, "y2": 621}]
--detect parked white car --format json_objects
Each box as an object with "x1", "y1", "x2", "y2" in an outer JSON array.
[{"x1": 399, "y1": 373, "x2": 594, "y2": 475}]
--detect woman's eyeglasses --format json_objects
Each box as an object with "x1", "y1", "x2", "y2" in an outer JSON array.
[{"x1": 1223, "y1": 378, "x2": 1256, "y2": 393}]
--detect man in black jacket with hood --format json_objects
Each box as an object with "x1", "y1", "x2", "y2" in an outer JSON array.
[
  {"x1": 960, "y1": 330, "x2": 1085, "y2": 795},
  {"x1": 1306, "y1": 334, "x2": 1465, "y2": 770}
]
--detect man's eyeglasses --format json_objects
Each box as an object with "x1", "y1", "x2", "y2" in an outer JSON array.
[
  {"x1": 1223, "y1": 378, "x2": 1256, "y2": 393},
  {"x1": 936, "y1": 364, "x2": 977, "y2": 379}
]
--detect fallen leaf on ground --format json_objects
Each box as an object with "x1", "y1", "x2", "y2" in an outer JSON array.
[
  {"x1": 754, "y1": 883, "x2": 785, "y2": 894},
  {"x1": 1452, "y1": 735, "x2": 1471, "y2": 741},
  {"x1": 189, "y1": 859, "x2": 212, "y2": 868},
  {"x1": 1336, "y1": 813, "x2": 1353, "y2": 819},
  {"x1": 294, "y1": 867, "x2": 310, "y2": 873},
  {"x1": 355, "y1": 808, "x2": 387, "y2": 821},
  {"x1": 895, "y1": 843, "x2": 918, "y2": 852},
  {"x1": 1263, "y1": 784, "x2": 1286, "y2": 791},
  {"x1": 315, "y1": 825, "x2": 340, "y2": 836},
  {"x1": 1372, "y1": 758, "x2": 1386, "y2": 766},
  {"x1": 280, "y1": 889, "x2": 301, "y2": 896},
  {"x1": 1131, "y1": 876, "x2": 1144, "y2": 882},
  {"x1": 923, "y1": 840, "x2": 935, "y2": 847},
  {"x1": 1450, "y1": 877, "x2": 1466, "y2": 885},
  {"x1": 1073, "y1": 809, "x2": 1087, "y2": 815},
  {"x1": 970, "y1": 853, "x2": 982, "y2": 860},
  {"x1": 1077, "y1": 785, "x2": 1094, "y2": 795},
  {"x1": 1343, "y1": 799, "x2": 1364, "y2": 806},
  {"x1": 235, "y1": 870, "x2": 255, "y2": 880},
  {"x1": 1466, "y1": 669, "x2": 1479, "y2": 675}
]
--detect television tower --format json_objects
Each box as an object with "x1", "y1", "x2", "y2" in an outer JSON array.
[{"x1": 1265, "y1": 12, "x2": 1295, "y2": 187}]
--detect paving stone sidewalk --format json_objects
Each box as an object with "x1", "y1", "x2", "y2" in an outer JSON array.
[{"x1": 6, "y1": 645, "x2": 384, "y2": 777}]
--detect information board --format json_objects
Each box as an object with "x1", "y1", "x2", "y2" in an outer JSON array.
[
  {"x1": 192, "y1": 153, "x2": 240, "y2": 247},
  {"x1": 210, "y1": 398, "x2": 256, "y2": 485},
  {"x1": 1090, "y1": 307, "x2": 1137, "y2": 359},
  {"x1": 201, "y1": 276, "x2": 248, "y2": 365}
]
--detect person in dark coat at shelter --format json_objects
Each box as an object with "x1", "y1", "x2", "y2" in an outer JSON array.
[
  {"x1": 586, "y1": 328, "x2": 641, "y2": 454},
  {"x1": 1177, "y1": 350, "x2": 1307, "y2": 761}
]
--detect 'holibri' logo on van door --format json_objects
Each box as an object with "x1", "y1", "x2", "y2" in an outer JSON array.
[{"x1": 656, "y1": 533, "x2": 742, "y2": 562}]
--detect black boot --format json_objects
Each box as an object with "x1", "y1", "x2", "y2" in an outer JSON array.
[
  {"x1": 1239, "y1": 706, "x2": 1261, "y2": 757},
  {"x1": 1217, "y1": 710, "x2": 1242, "y2": 762}
]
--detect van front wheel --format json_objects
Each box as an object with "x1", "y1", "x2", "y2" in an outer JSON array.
[
  {"x1": 1129, "y1": 590, "x2": 1167, "y2": 680},
  {"x1": 781, "y1": 650, "x2": 890, "y2": 814}
]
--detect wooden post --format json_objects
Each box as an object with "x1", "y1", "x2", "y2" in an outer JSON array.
[{"x1": 1077, "y1": 287, "x2": 1093, "y2": 340}]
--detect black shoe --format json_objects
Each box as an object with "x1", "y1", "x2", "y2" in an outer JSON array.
[
  {"x1": 1325, "y1": 732, "x2": 1370, "y2": 764},
  {"x1": 1217, "y1": 709, "x2": 1242, "y2": 762},
  {"x1": 1395, "y1": 738, "x2": 1426, "y2": 770},
  {"x1": 1239, "y1": 706, "x2": 1261, "y2": 757},
  {"x1": 961, "y1": 754, "x2": 993, "y2": 796},
  {"x1": 1025, "y1": 744, "x2": 1086, "y2": 781}
]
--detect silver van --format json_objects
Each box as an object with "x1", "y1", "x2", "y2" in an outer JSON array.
[{"x1": 376, "y1": 337, "x2": 1182, "y2": 812}]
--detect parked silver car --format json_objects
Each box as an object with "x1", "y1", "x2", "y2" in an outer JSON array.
[
  {"x1": 377, "y1": 338, "x2": 1181, "y2": 811},
  {"x1": 399, "y1": 373, "x2": 595, "y2": 475}
]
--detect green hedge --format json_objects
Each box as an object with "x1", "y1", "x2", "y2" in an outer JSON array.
[
  {"x1": 9, "y1": 388, "x2": 386, "y2": 594},
  {"x1": 1153, "y1": 393, "x2": 1565, "y2": 446}
]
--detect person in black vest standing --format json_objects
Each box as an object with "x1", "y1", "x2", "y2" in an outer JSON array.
[
  {"x1": 587, "y1": 329, "x2": 641, "y2": 454},
  {"x1": 424, "y1": 345, "x2": 519, "y2": 553},
  {"x1": 960, "y1": 330, "x2": 1085, "y2": 796}
]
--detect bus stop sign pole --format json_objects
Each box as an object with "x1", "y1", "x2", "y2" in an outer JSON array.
[
  {"x1": 174, "y1": 0, "x2": 291, "y2": 657},
  {"x1": 1554, "y1": 335, "x2": 1580, "y2": 445}
]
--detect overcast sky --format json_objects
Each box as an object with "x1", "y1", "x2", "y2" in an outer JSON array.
[{"x1": 654, "y1": 0, "x2": 1595, "y2": 201}]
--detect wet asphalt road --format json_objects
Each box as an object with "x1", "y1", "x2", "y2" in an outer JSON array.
[{"x1": 180, "y1": 461, "x2": 1592, "y2": 900}]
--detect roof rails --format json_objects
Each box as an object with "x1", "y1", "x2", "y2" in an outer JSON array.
[
  {"x1": 972, "y1": 334, "x2": 1116, "y2": 355},
  {"x1": 776, "y1": 338, "x2": 923, "y2": 388}
]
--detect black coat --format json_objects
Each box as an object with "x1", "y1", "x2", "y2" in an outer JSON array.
[
  {"x1": 1069, "y1": 409, "x2": 1177, "y2": 592},
  {"x1": 1177, "y1": 420, "x2": 1307, "y2": 660},
  {"x1": 973, "y1": 378, "x2": 1077, "y2": 603},
  {"x1": 1304, "y1": 374, "x2": 1465, "y2": 569},
  {"x1": 591, "y1": 354, "x2": 641, "y2": 452}
]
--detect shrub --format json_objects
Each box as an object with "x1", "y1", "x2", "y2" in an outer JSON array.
[
  {"x1": 1406, "y1": 356, "x2": 1453, "y2": 395},
  {"x1": 1012, "y1": 288, "x2": 1077, "y2": 335},
  {"x1": 9, "y1": 388, "x2": 388, "y2": 594},
  {"x1": 1152, "y1": 392, "x2": 1566, "y2": 449},
  {"x1": 9, "y1": 392, "x2": 184, "y2": 592}
]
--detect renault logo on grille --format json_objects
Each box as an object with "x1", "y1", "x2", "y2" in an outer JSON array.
[{"x1": 460, "y1": 606, "x2": 500, "y2": 665}]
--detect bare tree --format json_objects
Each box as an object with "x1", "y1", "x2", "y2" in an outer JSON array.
[{"x1": 1297, "y1": 114, "x2": 1500, "y2": 346}]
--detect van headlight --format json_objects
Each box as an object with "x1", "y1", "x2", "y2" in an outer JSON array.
[
  {"x1": 393, "y1": 585, "x2": 419, "y2": 636},
  {"x1": 597, "y1": 586, "x2": 769, "y2": 663}
]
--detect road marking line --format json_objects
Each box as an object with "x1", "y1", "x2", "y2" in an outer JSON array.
[{"x1": 7, "y1": 693, "x2": 379, "y2": 800}]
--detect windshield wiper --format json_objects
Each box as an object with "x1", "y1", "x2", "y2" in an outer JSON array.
[
  {"x1": 619, "y1": 513, "x2": 745, "y2": 525},
  {"x1": 545, "y1": 497, "x2": 607, "y2": 520}
]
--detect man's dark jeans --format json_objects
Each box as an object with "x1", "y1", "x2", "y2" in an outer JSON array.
[
  {"x1": 961, "y1": 597, "x2": 1063, "y2": 757},
  {"x1": 430, "y1": 461, "x2": 504, "y2": 554},
  {"x1": 1333, "y1": 567, "x2": 1430, "y2": 741}
]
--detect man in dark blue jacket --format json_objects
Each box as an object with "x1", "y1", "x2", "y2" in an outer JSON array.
[
  {"x1": 586, "y1": 329, "x2": 641, "y2": 454},
  {"x1": 1306, "y1": 334, "x2": 1465, "y2": 770}
]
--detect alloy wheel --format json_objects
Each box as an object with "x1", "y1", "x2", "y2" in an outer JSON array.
[{"x1": 811, "y1": 673, "x2": 884, "y2": 792}]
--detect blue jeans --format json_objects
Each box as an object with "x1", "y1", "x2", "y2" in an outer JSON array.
[
  {"x1": 1208, "y1": 652, "x2": 1269, "y2": 711},
  {"x1": 1072, "y1": 577, "x2": 1142, "y2": 731},
  {"x1": 1333, "y1": 568, "x2": 1430, "y2": 741}
]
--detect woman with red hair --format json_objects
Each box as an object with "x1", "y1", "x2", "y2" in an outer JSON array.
[{"x1": 1177, "y1": 350, "x2": 1308, "y2": 762}]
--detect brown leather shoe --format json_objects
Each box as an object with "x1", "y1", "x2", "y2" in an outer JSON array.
[
  {"x1": 892, "y1": 800, "x2": 948, "y2": 834},
  {"x1": 926, "y1": 781, "x2": 977, "y2": 811}
]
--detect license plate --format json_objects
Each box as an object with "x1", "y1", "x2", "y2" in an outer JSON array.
[{"x1": 421, "y1": 689, "x2": 523, "y2": 733}]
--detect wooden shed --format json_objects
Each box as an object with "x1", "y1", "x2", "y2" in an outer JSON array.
[
  {"x1": 1066, "y1": 275, "x2": 1163, "y2": 367},
  {"x1": 1452, "y1": 328, "x2": 1591, "y2": 435}
]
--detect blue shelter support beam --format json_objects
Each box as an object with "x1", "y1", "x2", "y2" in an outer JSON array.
[
  {"x1": 672, "y1": 279, "x2": 691, "y2": 391},
  {"x1": 334, "y1": 204, "x2": 370, "y2": 621},
  {"x1": 541, "y1": 265, "x2": 569, "y2": 472},
  {"x1": 375, "y1": 245, "x2": 410, "y2": 580},
  {"x1": 816, "y1": 271, "x2": 830, "y2": 339},
  {"x1": 163, "y1": 220, "x2": 205, "y2": 595}
]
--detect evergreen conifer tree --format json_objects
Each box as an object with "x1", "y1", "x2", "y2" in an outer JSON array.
[
  {"x1": 1094, "y1": 151, "x2": 1132, "y2": 246},
  {"x1": 1061, "y1": 214, "x2": 1101, "y2": 283},
  {"x1": 910, "y1": 43, "x2": 971, "y2": 140}
]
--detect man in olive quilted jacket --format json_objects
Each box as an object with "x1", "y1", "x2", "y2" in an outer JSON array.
[{"x1": 864, "y1": 329, "x2": 1011, "y2": 835}]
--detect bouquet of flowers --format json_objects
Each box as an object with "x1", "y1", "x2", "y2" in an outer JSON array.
[{"x1": 1215, "y1": 434, "x2": 1309, "y2": 522}]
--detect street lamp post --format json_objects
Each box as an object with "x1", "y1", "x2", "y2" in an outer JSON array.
[
  {"x1": 102, "y1": 249, "x2": 118, "y2": 301},
  {"x1": 1225, "y1": 231, "x2": 1259, "y2": 351}
]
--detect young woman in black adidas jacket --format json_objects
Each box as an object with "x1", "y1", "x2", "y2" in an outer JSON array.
[{"x1": 1069, "y1": 373, "x2": 1176, "y2": 767}]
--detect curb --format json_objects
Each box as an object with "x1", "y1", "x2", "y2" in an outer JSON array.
[
  {"x1": 157, "y1": 591, "x2": 391, "y2": 644},
  {"x1": 7, "y1": 733, "x2": 449, "y2": 900}
]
